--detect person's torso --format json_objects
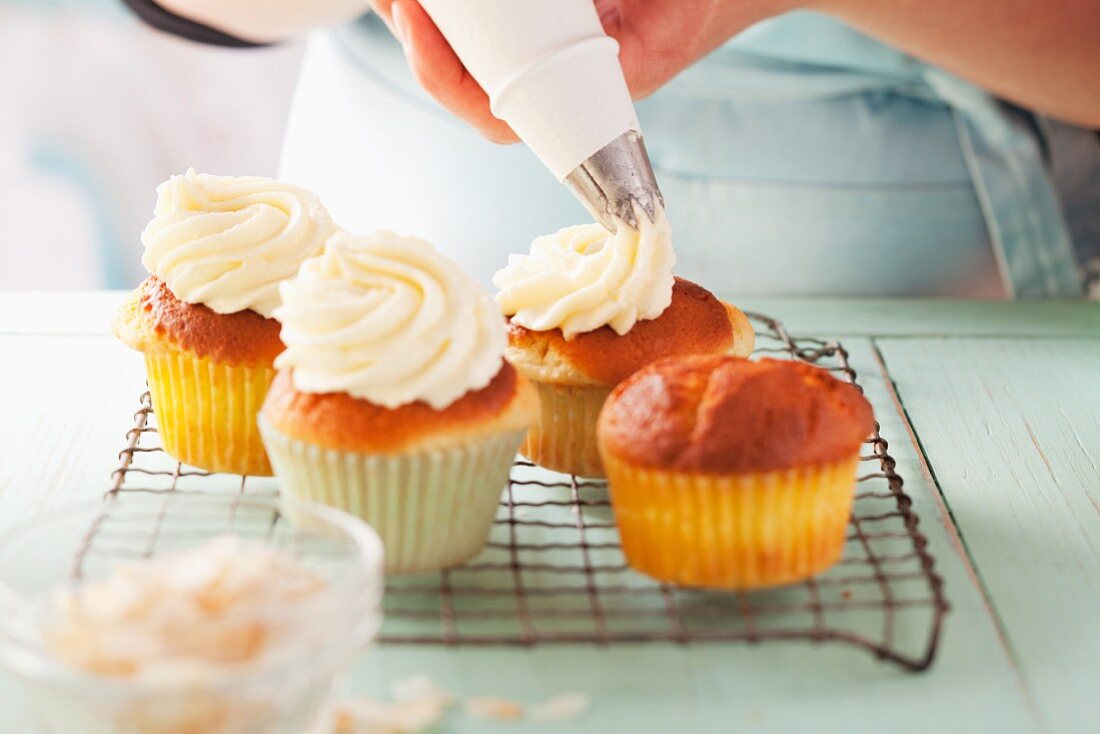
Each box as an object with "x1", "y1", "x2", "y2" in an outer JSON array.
[{"x1": 278, "y1": 11, "x2": 1087, "y2": 297}]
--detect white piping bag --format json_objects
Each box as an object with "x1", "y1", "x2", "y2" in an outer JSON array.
[{"x1": 416, "y1": 0, "x2": 663, "y2": 231}]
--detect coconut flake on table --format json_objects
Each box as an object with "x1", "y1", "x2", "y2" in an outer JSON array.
[
  {"x1": 465, "y1": 696, "x2": 526, "y2": 721},
  {"x1": 391, "y1": 674, "x2": 457, "y2": 708},
  {"x1": 334, "y1": 676, "x2": 590, "y2": 731},
  {"x1": 530, "y1": 692, "x2": 590, "y2": 721},
  {"x1": 333, "y1": 696, "x2": 447, "y2": 734},
  {"x1": 334, "y1": 675, "x2": 455, "y2": 734}
]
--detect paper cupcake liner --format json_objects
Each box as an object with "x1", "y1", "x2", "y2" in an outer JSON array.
[
  {"x1": 145, "y1": 349, "x2": 275, "y2": 476},
  {"x1": 520, "y1": 381, "x2": 611, "y2": 478},
  {"x1": 601, "y1": 453, "x2": 860, "y2": 589},
  {"x1": 259, "y1": 420, "x2": 525, "y2": 574}
]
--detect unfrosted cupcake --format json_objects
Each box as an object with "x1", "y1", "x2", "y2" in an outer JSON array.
[
  {"x1": 598, "y1": 356, "x2": 875, "y2": 589},
  {"x1": 494, "y1": 211, "x2": 754, "y2": 478},
  {"x1": 113, "y1": 170, "x2": 335, "y2": 475},
  {"x1": 259, "y1": 231, "x2": 538, "y2": 574}
]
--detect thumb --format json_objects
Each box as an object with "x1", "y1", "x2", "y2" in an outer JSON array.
[{"x1": 391, "y1": 0, "x2": 518, "y2": 144}]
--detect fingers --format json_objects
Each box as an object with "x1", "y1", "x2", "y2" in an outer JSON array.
[
  {"x1": 593, "y1": 0, "x2": 671, "y2": 100},
  {"x1": 599, "y1": 0, "x2": 681, "y2": 100},
  {"x1": 390, "y1": 0, "x2": 519, "y2": 144},
  {"x1": 367, "y1": 0, "x2": 398, "y2": 37},
  {"x1": 608, "y1": 0, "x2": 776, "y2": 100}
]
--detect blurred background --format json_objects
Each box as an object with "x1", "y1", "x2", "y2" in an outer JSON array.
[
  {"x1": 0, "y1": 0, "x2": 303, "y2": 289},
  {"x1": 3, "y1": 1, "x2": 1094, "y2": 298}
]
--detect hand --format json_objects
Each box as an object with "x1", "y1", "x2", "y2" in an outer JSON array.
[
  {"x1": 370, "y1": 0, "x2": 792, "y2": 144},
  {"x1": 371, "y1": 0, "x2": 519, "y2": 143},
  {"x1": 595, "y1": 0, "x2": 792, "y2": 98}
]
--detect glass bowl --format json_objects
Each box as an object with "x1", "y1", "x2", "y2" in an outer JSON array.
[{"x1": 0, "y1": 492, "x2": 384, "y2": 734}]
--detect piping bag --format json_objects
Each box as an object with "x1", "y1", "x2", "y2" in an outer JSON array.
[{"x1": 416, "y1": 0, "x2": 663, "y2": 232}]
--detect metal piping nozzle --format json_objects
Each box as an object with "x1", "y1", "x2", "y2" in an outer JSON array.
[{"x1": 564, "y1": 130, "x2": 664, "y2": 233}]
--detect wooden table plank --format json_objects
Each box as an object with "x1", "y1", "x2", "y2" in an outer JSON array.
[
  {"x1": 0, "y1": 291, "x2": 128, "y2": 336},
  {"x1": 732, "y1": 299, "x2": 1100, "y2": 338},
  {"x1": 877, "y1": 337, "x2": 1100, "y2": 734},
  {"x1": 341, "y1": 339, "x2": 1039, "y2": 734},
  {"x1": 2, "y1": 292, "x2": 1098, "y2": 339},
  {"x1": 0, "y1": 335, "x2": 146, "y2": 517},
  {"x1": 0, "y1": 334, "x2": 1037, "y2": 732}
]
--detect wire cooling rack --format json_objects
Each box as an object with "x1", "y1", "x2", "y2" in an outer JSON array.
[{"x1": 99, "y1": 313, "x2": 947, "y2": 671}]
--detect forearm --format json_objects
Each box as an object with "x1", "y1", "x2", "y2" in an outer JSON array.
[
  {"x1": 805, "y1": 0, "x2": 1100, "y2": 126},
  {"x1": 154, "y1": 0, "x2": 370, "y2": 43}
]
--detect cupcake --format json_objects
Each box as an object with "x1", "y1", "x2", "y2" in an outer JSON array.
[
  {"x1": 113, "y1": 170, "x2": 336, "y2": 475},
  {"x1": 259, "y1": 231, "x2": 538, "y2": 574},
  {"x1": 493, "y1": 211, "x2": 754, "y2": 478},
  {"x1": 597, "y1": 356, "x2": 875, "y2": 589}
]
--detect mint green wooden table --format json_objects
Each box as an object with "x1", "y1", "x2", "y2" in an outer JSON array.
[{"x1": 0, "y1": 293, "x2": 1097, "y2": 733}]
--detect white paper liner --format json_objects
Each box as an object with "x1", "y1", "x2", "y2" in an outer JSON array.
[
  {"x1": 260, "y1": 418, "x2": 524, "y2": 574},
  {"x1": 521, "y1": 381, "x2": 610, "y2": 478}
]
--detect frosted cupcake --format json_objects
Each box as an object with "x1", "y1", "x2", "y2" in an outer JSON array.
[
  {"x1": 113, "y1": 170, "x2": 336, "y2": 475},
  {"x1": 259, "y1": 231, "x2": 538, "y2": 574},
  {"x1": 493, "y1": 209, "x2": 754, "y2": 478}
]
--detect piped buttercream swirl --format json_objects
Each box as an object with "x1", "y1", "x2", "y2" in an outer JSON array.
[
  {"x1": 274, "y1": 231, "x2": 507, "y2": 410},
  {"x1": 140, "y1": 169, "x2": 336, "y2": 318},
  {"x1": 492, "y1": 207, "x2": 676, "y2": 339}
]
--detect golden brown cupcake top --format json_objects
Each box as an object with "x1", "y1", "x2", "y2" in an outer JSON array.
[
  {"x1": 113, "y1": 276, "x2": 283, "y2": 366},
  {"x1": 598, "y1": 355, "x2": 875, "y2": 474},
  {"x1": 505, "y1": 278, "x2": 754, "y2": 387},
  {"x1": 261, "y1": 361, "x2": 538, "y2": 454}
]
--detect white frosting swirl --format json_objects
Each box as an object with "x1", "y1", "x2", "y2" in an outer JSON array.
[
  {"x1": 140, "y1": 169, "x2": 336, "y2": 318},
  {"x1": 492, "y1": 207, "x2": 676, "y2": 339},
  {"x1": 274, "y1": 231, "x2": 507, "y2": 410}
]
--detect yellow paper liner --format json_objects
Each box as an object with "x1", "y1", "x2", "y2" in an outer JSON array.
[
  {"x1": 520, "y1": 381, "x2": 611, "y2": 478},
  {"x1": 601, "y1": 452, "x2": 860, "y2": 589},
  {"x1": 145, "y1": 349, "x2": 275, "y2": 476},
  {"x1": 259, "y1": 418, "x2": 525, "y2": 574}
]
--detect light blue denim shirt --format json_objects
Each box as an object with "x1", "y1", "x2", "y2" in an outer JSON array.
[{"x1": 280, "y1": 11, "x2": 1094, "y2": 297}]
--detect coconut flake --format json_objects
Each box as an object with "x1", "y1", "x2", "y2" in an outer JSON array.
[
  {"x1": 391, "y1": 674, "x2": 456, "y2": 708},
  {"x1": 530, "y1": 692, "x2": 589, "y2": 722},
  {"x1": 334, "y1": 696, "x2": 446, "y2": 734},
  {"x1": 465, "y1": 696, "x2": 525, "y2": 721}
]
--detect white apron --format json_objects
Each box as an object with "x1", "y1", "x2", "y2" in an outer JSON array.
[{"x1": 279, "y1": 12, "x2": 1089, "y2": 297}]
